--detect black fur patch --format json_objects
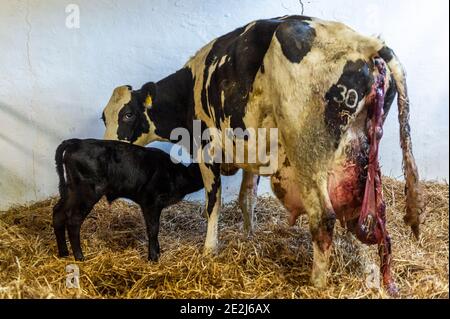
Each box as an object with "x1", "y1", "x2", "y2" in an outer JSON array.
[
  {"x1": 205, "y1": 164, "x2": 221, "y2": 216},
  {"x1": 200, "y1": 16, "x2": 313, "y2": 131},
  {"x1": 325, "y1": 59, "x2": 374, "y2": 143},
  {"x1": 275, "y1": 20, "x2": 316, "y2": 64},
  {"x1": 201, "y1": 20, "x2": 280, "y2": 130},
  {"x1": 146, "y1": 68, "x2": 195, "y2": 140},
  {"x1": 117, "y1": 98, "x2": 150, "y2": 144},
  {"x1": 378, "y1": 46, "x2": 395, "y2": 63}
]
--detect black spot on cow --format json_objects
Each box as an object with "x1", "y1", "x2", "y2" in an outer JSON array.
[
  {"x1": 145, "y1": 68, "x2": 195, "y2": 141},
  {"x1": 325, "y1": 59, "x2": 374, "y2": 144},
  {"x1": 201, "y1": 19, "x2": 282, "y2": 130},
  {"x1": 275, "y1": 20, "x2": 316, "y2": 64},
  {"x1": 199, "y1": 16, "x2": 317, "y2": 131},
  {"x1": 205, "y1": 163, "x2": 221, "y2": 216},
  {"x1": 378, "y1": 46, "x2": 395, "y2": 63}
]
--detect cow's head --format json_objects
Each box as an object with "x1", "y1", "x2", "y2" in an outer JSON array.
[{"x1": 102, "y1": 83, "x2": 159, "y2": 146}]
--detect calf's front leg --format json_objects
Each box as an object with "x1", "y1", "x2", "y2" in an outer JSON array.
[
  {"x1": 142, "y1": 205, "x2": 162, "y2": 262},
  {"x1": 52, "y1": 198, "x2": 69, "y2": 257}
]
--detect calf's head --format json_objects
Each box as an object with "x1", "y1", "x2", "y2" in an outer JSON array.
[{"x1": 102, "y1": 83, "x2": 158, "y2": 146}]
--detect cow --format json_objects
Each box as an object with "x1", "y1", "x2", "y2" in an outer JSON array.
[
  {"x1": 52, "y1": 139, "x2": 204, "y2": 262},
  {"x1": 101, "y1": 16, "x2": 424, "y2": 294}
]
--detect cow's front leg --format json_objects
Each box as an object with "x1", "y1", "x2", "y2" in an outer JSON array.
[
  {"x1": 239, "y1": 171, "x2": 260, "y2": 236},
  {"x1": 200, "y1": 162, "x2": 222, "y2": 255},
  {"x1": 305, "y1": 181, "x2": 337, "y2": 288}
]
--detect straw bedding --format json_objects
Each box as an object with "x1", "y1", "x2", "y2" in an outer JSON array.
[{"x1": 0, "y1": 178, "x2": 448, "y2": 299}]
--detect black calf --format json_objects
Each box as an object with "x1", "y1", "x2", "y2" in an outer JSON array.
[{"x1": 53, "y1": 139, "x2": 204, "y2": 261}]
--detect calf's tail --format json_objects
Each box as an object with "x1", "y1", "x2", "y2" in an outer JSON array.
[
  {"x1": 379, "y1": 47, "x2": 424, "y2": 239},
  {"x1": 55, "y1": 139, "x2": 79, "y2": 200}
]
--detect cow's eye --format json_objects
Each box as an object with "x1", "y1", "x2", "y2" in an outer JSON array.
[{"x1": 123, "y1": 112, "x2": 134, "y2": 121}]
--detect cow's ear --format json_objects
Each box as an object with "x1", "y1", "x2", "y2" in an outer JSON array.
[{"x1": 141, "y1": 82, "x2": 157, "y2": 108}]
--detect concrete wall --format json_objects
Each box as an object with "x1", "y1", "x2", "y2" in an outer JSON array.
[{"x1": 0, "y1": 0, "x2": 448, "y2": 209}]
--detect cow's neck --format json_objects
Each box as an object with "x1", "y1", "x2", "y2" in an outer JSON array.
[{"x1": 147, "y1": 67, "x2": 195, "y2": 141}]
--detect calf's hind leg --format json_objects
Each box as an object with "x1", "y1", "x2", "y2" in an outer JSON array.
[
  {"x1": 67, "y1": 192, "x2": 99, "y2": 261},
  {"x1": 52, "y1": 198, "x2": 69, "y2": 257},
  {"x1": 67, "y1": 209, "x2": 85, "y2": 261}
]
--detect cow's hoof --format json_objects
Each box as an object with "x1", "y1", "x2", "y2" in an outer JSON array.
[
  {"x1": 385, "y1": 282, "x2": 400, "y2": 297},
  {"x1": 310, "y1": 274, "x2": 327, "y2": 289},
  {"x1": 203, "y1": 246, "x2": 218, "y2": 257},
  {"x1": 243, "y1": 228, "x2": 254, "y2": 239}
]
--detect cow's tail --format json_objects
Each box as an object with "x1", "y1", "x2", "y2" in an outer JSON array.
[
  {"x1": 55, "y1": 139, "x2": 78, "y2": 201},
  {"x1": 379, "y1": 47, "x2": 424, "y2": 239}
]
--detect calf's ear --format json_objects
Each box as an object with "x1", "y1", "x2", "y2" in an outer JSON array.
[{"x1": 140, "y1": 82, "x2": 157, "y2": 108}]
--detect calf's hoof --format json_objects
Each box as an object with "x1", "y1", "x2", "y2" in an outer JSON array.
[
  {"x1": 148, "y1": 252, "x2": 160, "y2": 262},
  {"x1": 74, "y1": 254, "x2": 85, "y2": 262},
  {"x1": 58, "y1": 250, "x2": 70, "y2": 258}
]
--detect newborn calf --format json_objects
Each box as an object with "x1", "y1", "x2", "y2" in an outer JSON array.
[{"x1": 53, "y1": 139, "x2": 204, "y2": 261}]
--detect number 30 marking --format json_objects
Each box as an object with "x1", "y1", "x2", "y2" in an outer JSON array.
[{"x1": 334, "y1": 84, "x2": 359, "y2": 109}]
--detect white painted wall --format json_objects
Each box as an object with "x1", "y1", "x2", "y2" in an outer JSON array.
[{"x1": 0, "y1": 0, "x2": 448, "y2": 209}]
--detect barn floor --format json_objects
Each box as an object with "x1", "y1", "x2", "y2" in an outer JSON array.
[{"x1": 0, "y1": 178, "x2": 448, "y2": 299}]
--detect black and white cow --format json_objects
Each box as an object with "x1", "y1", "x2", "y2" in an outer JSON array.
[{"x1": 102, "y1": 16, "x2": 423, "y2": 294}]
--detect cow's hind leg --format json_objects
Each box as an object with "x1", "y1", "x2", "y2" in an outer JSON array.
[
  {"x1": 239, "y1": 171, "x2": 260, "y2": 236},
  {"x1": 378, "y1": 203, "x2": 399, "y2": 296},
  {"x1": 379, "y1": 232, "x2": 398, "y2": 296},
  {"x1": 200, "y1": 163, "x2": 222, "y2": 255},
  {"x1": 346, "y1": 216, "x2": 398, "y2": 296},
  {"x1": 303, "y1": 179, "x2": 337, "y2": 288}
]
